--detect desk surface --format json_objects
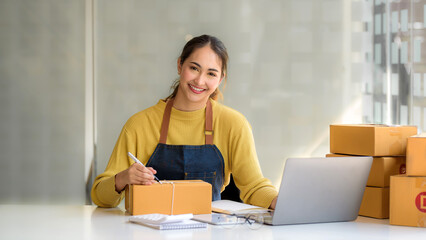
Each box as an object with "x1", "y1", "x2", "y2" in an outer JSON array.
[{"x1": 0, "y1": 205, "x2": 424, "y2": 240}]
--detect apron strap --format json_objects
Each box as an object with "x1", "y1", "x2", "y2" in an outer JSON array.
[
  {"x1": 159, "y1": 99, "x2": 174, "y2": 144},
  {"x1": 159, "y1": 98, "x2": 214, "y2": 145},
  {"x1": 205, "y1": 100, "x2": 213, "y2": 145}
]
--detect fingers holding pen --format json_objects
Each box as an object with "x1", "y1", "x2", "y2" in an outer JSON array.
[
  {"x1": 115, "y1": 163, "x2": 158, "y2": 192},
  {"x1": 132, "y1": 163, "x2": 157, "y2": 184},
  {"x1": 127, "y1": 152, "x2": 159, "y2": 184},
  {"x1": 146, "y1": 167, "x2": 157, "y2": 175}
]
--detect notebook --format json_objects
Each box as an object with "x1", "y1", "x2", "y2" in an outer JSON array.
[
  {"x1": 264, "y1": 157, "x2": 372, "y2": 225},
  {"x1": 129, "y1": 214, "x2": 207, "y2": 230},
  {"x1": 210, "y1": 157, "x2": 372, "y2": 226},
  {"x1": 131, "y1": 219, "x2": 207, "y2": 230},
  {"x1": 212, "y1": 200, "x2": 270, "y2": 214}
]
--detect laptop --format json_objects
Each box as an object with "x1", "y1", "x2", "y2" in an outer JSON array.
[{"x1": 263, "y1": 156, "x2": 372, "y2": 225}]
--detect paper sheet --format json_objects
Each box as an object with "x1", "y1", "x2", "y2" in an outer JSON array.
[{"x1": 211, "y1": 200, "x2": 270, "y2": 214}]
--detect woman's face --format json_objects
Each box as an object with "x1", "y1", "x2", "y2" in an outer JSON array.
[{"x1": 175, "y1": 45, "x2": 223, "y2": 111}]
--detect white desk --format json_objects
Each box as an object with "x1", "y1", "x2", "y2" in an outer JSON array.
[{"x1": 0, "y1": 205, "x2": 424, "y2": 240}]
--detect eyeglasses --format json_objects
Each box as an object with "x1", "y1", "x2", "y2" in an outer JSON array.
[{"x1": 219, "y1": 212, "x2": 270, "y2": 230}]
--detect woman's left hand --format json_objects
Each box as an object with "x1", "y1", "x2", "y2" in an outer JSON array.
[{"x1": 269, "y1": 196, "x2": 278, "y2": 209}]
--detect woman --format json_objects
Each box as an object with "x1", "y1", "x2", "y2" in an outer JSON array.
[{"x1": 91, "y1": 34, "x2": 278, "y2": 209}]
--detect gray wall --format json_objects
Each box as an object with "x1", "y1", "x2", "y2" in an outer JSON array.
[{"x1": 0, "y1": 0, "x2": 85, "y2": 203}]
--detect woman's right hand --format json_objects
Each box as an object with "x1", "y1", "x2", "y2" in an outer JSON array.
[{"x1": 114, "y1": 163, "x2": 157, "y2": 193}]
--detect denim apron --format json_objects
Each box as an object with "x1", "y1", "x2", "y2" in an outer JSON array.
[{"x1": 146, "y1": 99, "x2": 225, "y2": 201}]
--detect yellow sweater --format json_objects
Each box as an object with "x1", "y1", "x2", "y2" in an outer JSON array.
[{"x1": 91, "y1": 99, "x2": 278, "y2": 208}]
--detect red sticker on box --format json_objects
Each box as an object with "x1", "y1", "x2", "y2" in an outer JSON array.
[
  {"x1": 399, "y1": 164, "x2": 406, "y2": 174},
  {"x1": 415, "y1": 192, "x2": 426, "y2": 213}
]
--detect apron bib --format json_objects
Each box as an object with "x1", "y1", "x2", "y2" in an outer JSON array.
[{"x1": 146, "y1": 99, "x2": 225, "y2": 201}]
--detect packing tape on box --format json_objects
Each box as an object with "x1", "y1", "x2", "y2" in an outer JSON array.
[
  {"x1": 160, "y1": 180, "x2": 198, "y2": 215},
  {"x1": 416, "y1": 178, "x2": 426, "y2": 188},
  {"x1": 129, "y1": 180, "x2": 178, "y2": 215},
  {"x1": 159, "y1": 181, "x2": 176, "y2": 215},
  {"x1": 418, "y1": 217, "x2": 426, "y2": 227},
  {"x1": 389, "y1": 127, "x2": 403, "y2": 153}
]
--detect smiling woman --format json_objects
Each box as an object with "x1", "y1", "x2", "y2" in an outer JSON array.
[
  {"x1": 174, "y1": 44, "x2": 224, "y2": 111},
  {"x1": 91, "y1": 34, "x2": 278, "y2": 210},
  {"x1": 167, "y1": 35, "x2": 228, "y2": 110}
]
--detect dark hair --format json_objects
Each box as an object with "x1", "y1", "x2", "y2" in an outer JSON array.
[{"x1": 165, "y1": 34, "x2": 228, "y2": 101}]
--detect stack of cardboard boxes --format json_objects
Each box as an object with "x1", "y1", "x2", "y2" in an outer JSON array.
[
  {"x1": 327, "y1": 124, "x2": 417, "y2": 219},
  {"x1": 390, "y1": 134, "x2": 426, "y2": 227}
]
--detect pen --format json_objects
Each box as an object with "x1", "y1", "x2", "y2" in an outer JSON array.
[{"x1": 127, "y1": 152, "x2": 162, "y2": 184}]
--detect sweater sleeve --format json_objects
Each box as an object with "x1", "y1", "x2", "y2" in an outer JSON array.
[
  {"x1": 91, "y1": 126, "x2": 135, "y2": 207},
  {"x1": 229, "y1": 118, "x2": 278, "y2": 208}
]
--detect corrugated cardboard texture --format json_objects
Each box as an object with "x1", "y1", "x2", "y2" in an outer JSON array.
[
  {"x1": 125, "y1": 180, "x2": 212, "y2": 215},
  {"x1": 326, "y1": 154, "x2": 405, "y2": 187},
  {"x1": 406, "y1": 137, "x2": 426, "y2": 176},
  {"x1": 330, "y1": 125, "x2": 417, "y2": 156},
  {"x1": 359, "y1": 187, "x2": 390, "y2": 219},
  {"x1": 390, "y1": 175, "x2": 426, "y2": 227}
]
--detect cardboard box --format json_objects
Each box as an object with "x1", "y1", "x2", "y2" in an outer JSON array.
[
  {"x1": 326, "y1": 154, "x2": 406, "y2": 187},
  {"x1": 406, "y1": 136, "x2": 426, "y2": 176},
  {"x1": 359, "y1": 187, "x2": 390, "y2": 219},
  {"x1": 390, "y1": 175, "x2": 426, "y2": 227},
  {"x1": 330, "y1": 124, "x2": 417, "y2": 156},
  {"x1": 125, "y1": 180, "x2": 212, "y2": 215}
]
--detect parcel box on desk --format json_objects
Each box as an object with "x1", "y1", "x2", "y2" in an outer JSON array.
[
  {"x1": 390, "y1": 175, "x2": 426, "y2": 227},
  {"x1": 330, "y1": 124, "x2": 417, "y2": 156},
  {"x1": 125, "y1": 180, "x2": 212, "y2": 215},
  {"x1": 359, "y1": 187, "x2": 389, "y2": 219},
  {"x1": 406, "y1": 136, "x2": 426, "y2": 176},
  {"x1": 326, "y1": 154, "x2": 406, "y2": 187}
]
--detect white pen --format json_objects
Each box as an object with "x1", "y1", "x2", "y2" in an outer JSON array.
[{"x1": 127, "y1": 152, "x2": 161, "y2": 184}]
